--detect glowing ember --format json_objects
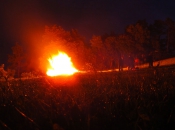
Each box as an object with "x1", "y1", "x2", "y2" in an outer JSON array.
[{"x1": 47, "y1": 51, "x2": 78, "y2": 76}]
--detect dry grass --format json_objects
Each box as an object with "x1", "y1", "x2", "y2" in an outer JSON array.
[{"x1": 0, "y1": 66, "x2": 175, "y2": 130}]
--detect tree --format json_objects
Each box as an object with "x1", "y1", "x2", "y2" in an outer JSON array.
[
  {"x1": 40, "y1": 25, "x2": 87, "y2": 72},
  {"x1": 104, "y1": 34, "x2": 137, "y2": 69},
  {"x1": 115, "y1": 34, "x2": 135, "y2": 55},
  {"x1": 90, "y1": 35, "x2": 107, "y2": 70},
  {"x1": 0, "y1": 64, "x2": 7, "y2": 80},
  {"x1": 104, "y1": 36, "x2": 118, "y2": 68},
  {"x1": 89, "y1": 33, "x2": 136, "y2": 70},
  {"x1": 0, "y1": 64, "x2": 15, "y2": 81},
  {"x1": 149, "y1": 20, "x2": 166, "y2": 60},
  {"x1": 165, "y1": 18, "x2": 175, "y2": 54},
  {"x1": 68, "y1": 29, "x2": 87, "y2": 68},
  {"x1": 125, "y1": 20, "x2": 151, "y2": 55},
  {"x1": 8, "y1": 43, "x2": 25, "y2": 77},
  {"x1": 148, "y1": 19, "x2": 175, "y2": 59}
]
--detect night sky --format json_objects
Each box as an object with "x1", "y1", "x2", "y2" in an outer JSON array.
[{"x1": 0, "y1": 0, "x2": 175, "y2": 63}]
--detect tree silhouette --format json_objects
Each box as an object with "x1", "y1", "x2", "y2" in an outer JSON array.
[
  {"x1": 0, "y1": 64, "x2": 15, "y2": 81},
  {"x1": 40, "y1": 25, "x2": 86, "y2": 72},
  {"x1": 149, "y1": 20, "x2": 166, "y2": 60},
  {"x1": 90, "y1": 35, "x2": 107, "y2": 69},
  {"x1": 90, "y1": 34, "x2": 135, "y2": 70},
  {"x1": 165, "y1": 18, "x2": 175, "y2": 54},
  {"x1": 8, "y1": 43, "x2": 25, "y2": 77},
  {"x1": 125, "y1": 20, "x2": 151, "y2": 54}
]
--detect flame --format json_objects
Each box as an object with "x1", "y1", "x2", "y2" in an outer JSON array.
[{"x1": 46, "y1": 51, "x2": 78, "y2": 76}]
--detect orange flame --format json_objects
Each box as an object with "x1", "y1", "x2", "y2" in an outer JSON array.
[{"x1": 46, "y1": 51, "x2": 78, "y2": 76}]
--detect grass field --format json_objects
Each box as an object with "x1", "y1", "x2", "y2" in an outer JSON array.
[{"x1": 0, "y1": 66, "x2": 175, "y2": 130}]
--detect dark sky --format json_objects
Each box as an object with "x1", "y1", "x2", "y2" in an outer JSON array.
[{"x1": 0, "y1": 0, "x2": 175, "y2": 63}]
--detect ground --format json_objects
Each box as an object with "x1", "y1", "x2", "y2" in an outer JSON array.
[{"x1": 0, "y1": 66, "x2": 175, "y2": 130}]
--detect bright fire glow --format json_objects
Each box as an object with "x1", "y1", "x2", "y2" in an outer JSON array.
[{"x1": 47, "y1": 51, "x2": 78, "y2": 76}]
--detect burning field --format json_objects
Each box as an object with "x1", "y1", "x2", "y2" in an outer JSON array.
[{"x1": 0, "y1": 65, "x2": 175, "y2": 130}]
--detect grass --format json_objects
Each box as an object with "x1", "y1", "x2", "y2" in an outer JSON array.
[{"x1": 0, "y1": 66, "x2": 175, "y2": 130}]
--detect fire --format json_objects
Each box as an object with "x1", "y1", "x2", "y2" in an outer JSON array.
[{"x1": 46, "y1": 51, "x2": 78, "y2": 76}]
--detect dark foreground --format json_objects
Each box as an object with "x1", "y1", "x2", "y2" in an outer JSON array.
[{"x1": 0, "y1": 66, "x2": 175, "y2": 130}]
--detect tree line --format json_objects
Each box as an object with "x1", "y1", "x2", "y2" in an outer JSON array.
[{"x1": 1, "y1": 18, "x2": 175, "y2": 78}]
